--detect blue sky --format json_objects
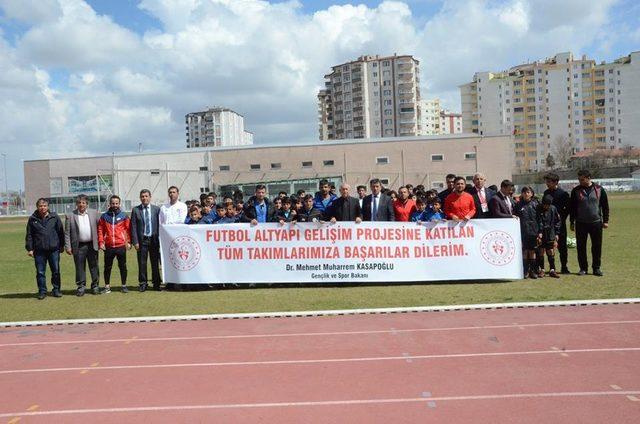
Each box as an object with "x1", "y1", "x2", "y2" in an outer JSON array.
[{"x1": 0, "y1": 0, "x2": 639, "y2": 191}]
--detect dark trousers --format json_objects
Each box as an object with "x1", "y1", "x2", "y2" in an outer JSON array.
[
  {"x1": 34, "y1": 250, "x2": 61, "y2": 294},
  {"x1": 575, "y1": 221, "x2": 603, "y2": 272},
  {"x1": 74, "y1": 242, "x2": 99, "y2": 288},
  {"x1": 137, "y1": 237, "x2": 161, "y2": 287},
  {"x1": 558, "y1": 221, "x2": 568, "y2": 268},
  {"x1": 104, "y1": 247, "x2": 127, "y2": 286}
]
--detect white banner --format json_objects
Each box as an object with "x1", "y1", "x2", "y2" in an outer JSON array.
[{"x1": 159, "y1": 220, "x2": 523, "y2": 284}]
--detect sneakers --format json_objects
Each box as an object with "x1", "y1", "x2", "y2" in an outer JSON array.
[
  {"x1": 528, "y1": 271, "x2": 538, "y2": 279},
  {"x1": 92, "y1": 286, "x2": 100, "y2": 295},
  {"x1": 52, "y1": 289, "x2": 62, "y2": 298},
  {"x1": 578, "y1": 270, "x2": 587, "y2": 276},
  {"x1": 593, "y1": 269, "x2": 604, "y2": 277},
  {"x1": 537, "y1": 269, "x2": 545, "y2": 278},
  {"x1": 76, "y1": 287, "x2": 85, "y2": 297},
  {"x1": 139, "y1": 284, "x2": 147, "y2": 293},
  {"x1": 121, "y1": 285, "x2": 129, "y2": 293},
  {"x1": 37, "y1": 292, "x2": 46, "y2": 300},
  {"x1": 102, "y1": 286, "x2": 112, "y2": 294},
  {"x1": 560, "y1": 267, "x2": 571, "y2": 275},
  {"x1": 549, "y1": 270, "x2": 560, "y2": 278}
]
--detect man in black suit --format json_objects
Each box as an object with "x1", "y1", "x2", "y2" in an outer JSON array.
[
  {"x1": 131, "y1": 189, "x2": 161, "y2": 291},
  {"x1": 362, "y1": 178, "x2": 394, "y2": 222},
  {"x1": 489, "y1": 180, "x2": 516, "y2": 218},
  {"x1": 467, "y1": 172, "x2": 496, "y2": 218},
  {"x1": 438, "y1": 174, "x2": 456, "y2": 204},
  {"x1": 328, "y1": 183, "x2": 362, "y2": 223}
]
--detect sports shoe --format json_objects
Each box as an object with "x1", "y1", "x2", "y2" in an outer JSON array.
[
  {"x1": 593, "y1": 269, "x2": 604, "y2": 277},
  {"x1": 560, "y1": 267, "x2": 571, "y2": 275},
  {"x1": 537, "y1": 270, "x2": 545, "y2": 278},
  {"x1": 76, "y1": 287, "x2": 85, "y2": 297},
  {"x1": 528, "y1": 271, "x2": 538, "y2": 280},
  {"x1": 577, "y1": 270, "x2": 587, "y2": 276},
  {"x1": 52, "y1": 289, "x2": 62, "y2": 298},
  {"x1": 121, "y1": 285, "x2": 129, "y2": 293},
  {"x1": 37, "y1": 292, "x2": 46, "y2": 300},
  {"x1": 549, "y1": 270, "x2": 560, "y2": 278},
  {"x1": 92, "y1": 286, "x2": 100, "y2": 295},
  {"x1": 139, "y1": 284, "x2": 147, "y2": 293},
  {"x1": 102, "y1": 286, "x2": 112, "y2": 294}
]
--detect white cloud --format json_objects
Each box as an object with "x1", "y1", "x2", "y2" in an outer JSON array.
[{"x1": 0, "y1": 0, "x2": 631, "y2": 190}]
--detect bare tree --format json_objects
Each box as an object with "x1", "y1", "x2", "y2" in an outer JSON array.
[
  {"x1": 545, "y1": 153, "x2": 556, "y2": 170},
  {"x1": 551, "y1": 136, "x2": 575, "y2": 169}
]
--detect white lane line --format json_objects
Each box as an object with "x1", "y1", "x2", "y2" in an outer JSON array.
[
  {"x1": 1, "y1": 347, "x2": 639, "y2": 375},
  {"x1": 0, "y1": 391, "x2": 638, "y2": 418},
  {"x1": 1, "y1": 298, "x2": 638, "y2": 328},
  {"x1": 2, "y1": 320, "x2": 639, "y2": 348}
]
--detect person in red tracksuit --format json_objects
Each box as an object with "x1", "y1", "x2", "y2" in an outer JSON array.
[
  {"x1": 444, "y1": 176, "x2": 476, "y2": 221},
  {"x1": 98, "y1": 195, "x2": 131, "y2": 293}
]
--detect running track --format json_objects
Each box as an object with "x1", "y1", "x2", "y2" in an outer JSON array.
[{"x1": 0, "y1": 302, "x2": 639, "y2": 423}]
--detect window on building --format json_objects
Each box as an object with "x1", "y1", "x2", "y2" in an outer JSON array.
[
  {"x1": 199, "y1": 166, "x2": 208, "y2": 171},
  {"x1": 380, "y1": 178, "x2": 390, "y2": 185},
  {"x1": 250, "y1": 164, "x2": 261, "y2": 170},
  {"x1": 464, "y1": 152, "x2": 476, "y2": 160},
  {"x1": 431, "y1": 154, "x2": 444, "y2": 162},
  {"x1": 270, "y1": 163, "x2": 282, "y2": 170},
  {"x1": 323, "y1": 160, "x2": 335, "y2": 166},
  {"x1": 218, "y1": 165, "x2": 230, "y2": 171},
  {"x1": 376, "y1": 156, "x2": 389, "y2": 165},
  {"x1": 150, "y1": 169, "x2": 160, "y2": 175},
  {"x1": 302, "y1": 161, "x2": 312, "y2": 168}
]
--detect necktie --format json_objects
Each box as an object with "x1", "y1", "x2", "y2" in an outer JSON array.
[
  {"x1": 144, "y1": 207, "x2": 150, "y2": 236},
  {"x1": 372, "y1": 196, "x2": 378, "y2": 221}
]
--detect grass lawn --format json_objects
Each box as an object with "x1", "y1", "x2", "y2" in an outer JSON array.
[{"x1": 1, "y1": 194, "x2": 639, "y2": 323}]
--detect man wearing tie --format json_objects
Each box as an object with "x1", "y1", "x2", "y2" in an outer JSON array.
[
  {"x1": 489, "y1": 180, "x2": 517, "y2": 218},
  {"x1": 467, "y1": 172, "x2": 496, "y2": 219},
  {"x1": 362, "y1": 179, "x2": 395, "y2": 222},
  {"x1": 131, "y1": 189, "x2": 161, "y2": 292}
]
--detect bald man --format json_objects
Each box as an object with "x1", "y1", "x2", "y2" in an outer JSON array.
[
  {"x1": 328, "y1": 183, "x2": 362, "y2": 223},
  {"x1": 467, "y1": 172, "x2": 495, "y2": 219}
]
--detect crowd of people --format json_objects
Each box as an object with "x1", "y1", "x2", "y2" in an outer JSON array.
[{"x1": 24, "y1": 169, "x2": 610, "y2": 299}]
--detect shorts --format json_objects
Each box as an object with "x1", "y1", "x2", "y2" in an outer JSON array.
[
  {"x1": 522, "y1": 236, "x2": 538, "y2": 250},
  {"x1": 539, "y1": 241, "x2": 556, "y2": 250}
]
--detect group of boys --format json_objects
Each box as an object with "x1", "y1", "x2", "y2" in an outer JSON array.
[{"x1": 25, "y1": 169, "x2": 609, "y2": 298}]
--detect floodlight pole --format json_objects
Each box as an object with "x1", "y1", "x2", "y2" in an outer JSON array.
[{"x1": 1, "y1": 153, "x2": 7, "y2": 196}]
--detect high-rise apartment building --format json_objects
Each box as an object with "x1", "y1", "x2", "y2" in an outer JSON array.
[
  {"x1": 418, "y1": 99, "x2": 441, "y2": 135},
  {"x1": 440, "y1": 110, "x2": 463, "y2": 134},
  {"x1": 186, "y1": 107, "x2": 253, "y2": 148},
  {"x1": 460, "y1": 51, "x2": 640, "y2": 171},
  {"x1": 318, "y1": 54, "x2": 421, "y2": 140}
]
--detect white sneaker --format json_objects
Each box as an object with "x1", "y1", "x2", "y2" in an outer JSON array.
[{"x1": 102, "y1": 286, "x2": 111, "y2": 294}]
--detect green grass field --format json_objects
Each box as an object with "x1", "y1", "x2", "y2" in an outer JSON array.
[{"x1": 1, "y1": 194, "x2": 639, "y2": 323}]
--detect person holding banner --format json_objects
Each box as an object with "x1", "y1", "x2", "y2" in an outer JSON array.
[
  {"x1": 489, "y1": 180, "x2": 517, "y2": 219},
  {"x1": 328, "y1": 183, "x2": 362, "y2": 223},
  {"x1": 438, "y1": 174, "x2": 457, "y2": 204},
  {"x1": 393, "y1": 186, "x2": 417, "y2": 222},
  {"x1": 275, "y1": 197, "x2": 297, "y2": 224},
  {"x1": 241, "y1": 184, "x2": 276, "y2": 225},
  {"x1": 313, "y1": 179, "x2": 337, "y2": 219},
  {"x1": 296, "y1": 194, "x2": 323, "y2": 222},
  {"x1": 444, "y1": 177, "x2": 476, "y2": 221},
  {"x1": 362, "y1": 178, "x2": 395, "y2": 221},
  {"x1": 160, "y1": 186, "x2": 188, "y2": 225},
  {"x1": 467, "y1": 173, "x2": 496, "y2": 219}
]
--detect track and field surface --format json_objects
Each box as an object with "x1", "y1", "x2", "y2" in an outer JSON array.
[{"x1": 0, "y1": 302, "x2": 639, "y2": 423}]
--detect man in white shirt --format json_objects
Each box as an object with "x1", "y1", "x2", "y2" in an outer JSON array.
[
  {"x1": 65, "y1": 194, "x2": 101, "y2": 296},
  {"x1": 159, "y1": 186, "x2": 188, "y2": 225},
  {"x1": 468, "y1": 172, "x2": 496, "y2": 219}
]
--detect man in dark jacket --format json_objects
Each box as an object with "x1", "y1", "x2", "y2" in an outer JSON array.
[
  {"x1": 296, "y1": 194, "x2": 323, "y2": 222},
  {"x1": 467, "y1": 172, "x2": 496, "y2": 219},
  {"x1": 543, "y1": 172, "x2": 571, "y2": 274},
  {"x1": 328, "y1": 183, "x2": 362, "y2": 223},
  {"x1": 438, "y1": 174, "x2": 456, "y2": 204},
  {"x1": 241, "y1": 184, "x2": 276, "y2": 224},
  {"x1": 362, "y1": 179, "x2": 395, "y2": 221},
  {"x1": 25, "y1": 198, "x2": 65, "y2": 299},
  {"x1": 489, "y1": 180, "x2": 516, "y2": 218},
  {"x1": 313, "y1": 179, "x2": 338, "y2": 219},
  {"x1": 131, "y1": 189, "x2": 161, "y2": 292},
  {"x1": 569, "y1": 169, "x2": 610, "y2": 276}
]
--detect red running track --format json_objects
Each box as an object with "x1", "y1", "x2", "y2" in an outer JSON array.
[{"x1": 0, "y1": 303, "x2": 639, "y2": 423}]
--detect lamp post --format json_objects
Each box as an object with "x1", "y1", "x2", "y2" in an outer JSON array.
[{"x1": 1, "y1": 153, "x2": 7, "y2": 214}]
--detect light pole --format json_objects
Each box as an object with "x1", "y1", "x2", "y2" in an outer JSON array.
[{"x1": 1, "y1": 153, "x2": 7, "y2": 196}]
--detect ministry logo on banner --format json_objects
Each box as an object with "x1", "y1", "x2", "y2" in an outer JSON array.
[
  {"x1": 169, "y1": 236, "x2": 202, "y2": 271},
  {"x1": 480, "y1": 230, "x2": 516, "y2": 266}
]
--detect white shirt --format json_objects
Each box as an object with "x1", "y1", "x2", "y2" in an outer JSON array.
[
  {"x1": 77, "y1": 212, "x2": 92, "y2": 242},
  {"x1": 160, "y1": 201, "x2": 188, "y2": 225}
]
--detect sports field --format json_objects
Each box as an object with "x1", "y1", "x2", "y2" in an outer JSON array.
[{"x1": 1, "y1": 194, "x2": 639, "y2": 323}]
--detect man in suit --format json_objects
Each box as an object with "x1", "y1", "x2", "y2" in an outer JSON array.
[
  {"x1": 467, "y1": 172, "x2": 496, "y2": 219},
  {"x1": 489, "y1": 180, "x2": 517, "y2": 219},
  {"x1": 131, "y1": 189, "x2": 161, "y2": 292},
  {"x1": 362, "y1": 178, "x2": 395, "y2": 222},
  {"x1": 65, "y1": 194, "x2": 100, "y2": 296},
  {"x1": 438, "y1": 174, "x2": 456, "y2": 204},
  {"x1": 328, "y1": 183, "x2": 362, "y2": 223}
]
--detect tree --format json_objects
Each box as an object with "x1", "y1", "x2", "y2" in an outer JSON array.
[
  {"x1": 545, "y1": 153, "x2": 556, "y2": 169},
  {"x1": 551, "y1": 136, "x2": 575, "y2": 169}
]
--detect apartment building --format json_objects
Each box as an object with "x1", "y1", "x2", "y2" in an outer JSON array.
[
  {"x1": 186, "y1": 107, "x2": 253, "y2": 148},
  {"x1": 460, "y1": 51, "x2": 640, "y2": 171},
  {"x1": 418, "y1": 99, "x2": 441, "y2": 135},
  {"x1": 440, "y1": 110, "x2": 463, "y2": 134},
  {"x1": 318, "y1": 54, "x2": 421, "y2": 140}
]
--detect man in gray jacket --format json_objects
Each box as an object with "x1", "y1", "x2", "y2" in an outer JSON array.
[{"x1": 65, "y1": 194, "x2": 101, "y2": 296}]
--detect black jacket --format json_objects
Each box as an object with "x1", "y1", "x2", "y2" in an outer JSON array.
[
  {"x1": 467, "y1": 186, "x2": 496, "y2": 219},
  {"x1": 515, "y1": 199, "x2": 539, "y2": 239},
  {"x1": 569, "y1": 184, "x2": 609, "y2": 225},
  {"x1": 543, "y1": 187, "x2": 570, "y2": 221},
  {"x1": 489, "y1": 191, "x2": 514, "y2": 218},
  {"x1": 241, "y1": 197, "x2": 277, "y2": 223},
  {"x1": 296, "y1": 207, "x2": 323, "y2": 222},
  {"x1": 274, "y1": 209, "x2": 296, "y2": 223},
  {"x1": 130, "y1": 204, "x2": 161, "y2": 245},
  {"x1": 25, "y1": 211, "x2": 64, "y2": 252},
  {"x1": 537, "y1": 205, "x2": 561, "y2": 242},
  {"x1": 327, "y1": 196, "x2": 362, "y2": 221}
]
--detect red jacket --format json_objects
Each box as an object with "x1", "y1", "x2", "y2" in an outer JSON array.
[
  {"x1": 393, "y1": 198, "x2": 417, "y2": 222},
  {"x1": 98, "y1": 209, "x2": 131, "y2": 248},
  {"x1": 444, "y1": 191, "x2": 476, "y2": 220}
]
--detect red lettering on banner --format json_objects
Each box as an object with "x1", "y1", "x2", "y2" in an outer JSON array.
[
  {"x1": 355, "y1": 228, "x2": 421, "y2": 241},
  {"x1": 414, "y1": 243, "x2": 466, "y2": 257},
  {"x1": 424, "y1": 226, "x2": 474, "y2": 240}
]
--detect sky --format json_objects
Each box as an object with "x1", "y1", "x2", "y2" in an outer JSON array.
[{"x1": 0, "y1": 0, "x2": 638, "y2": 190}]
